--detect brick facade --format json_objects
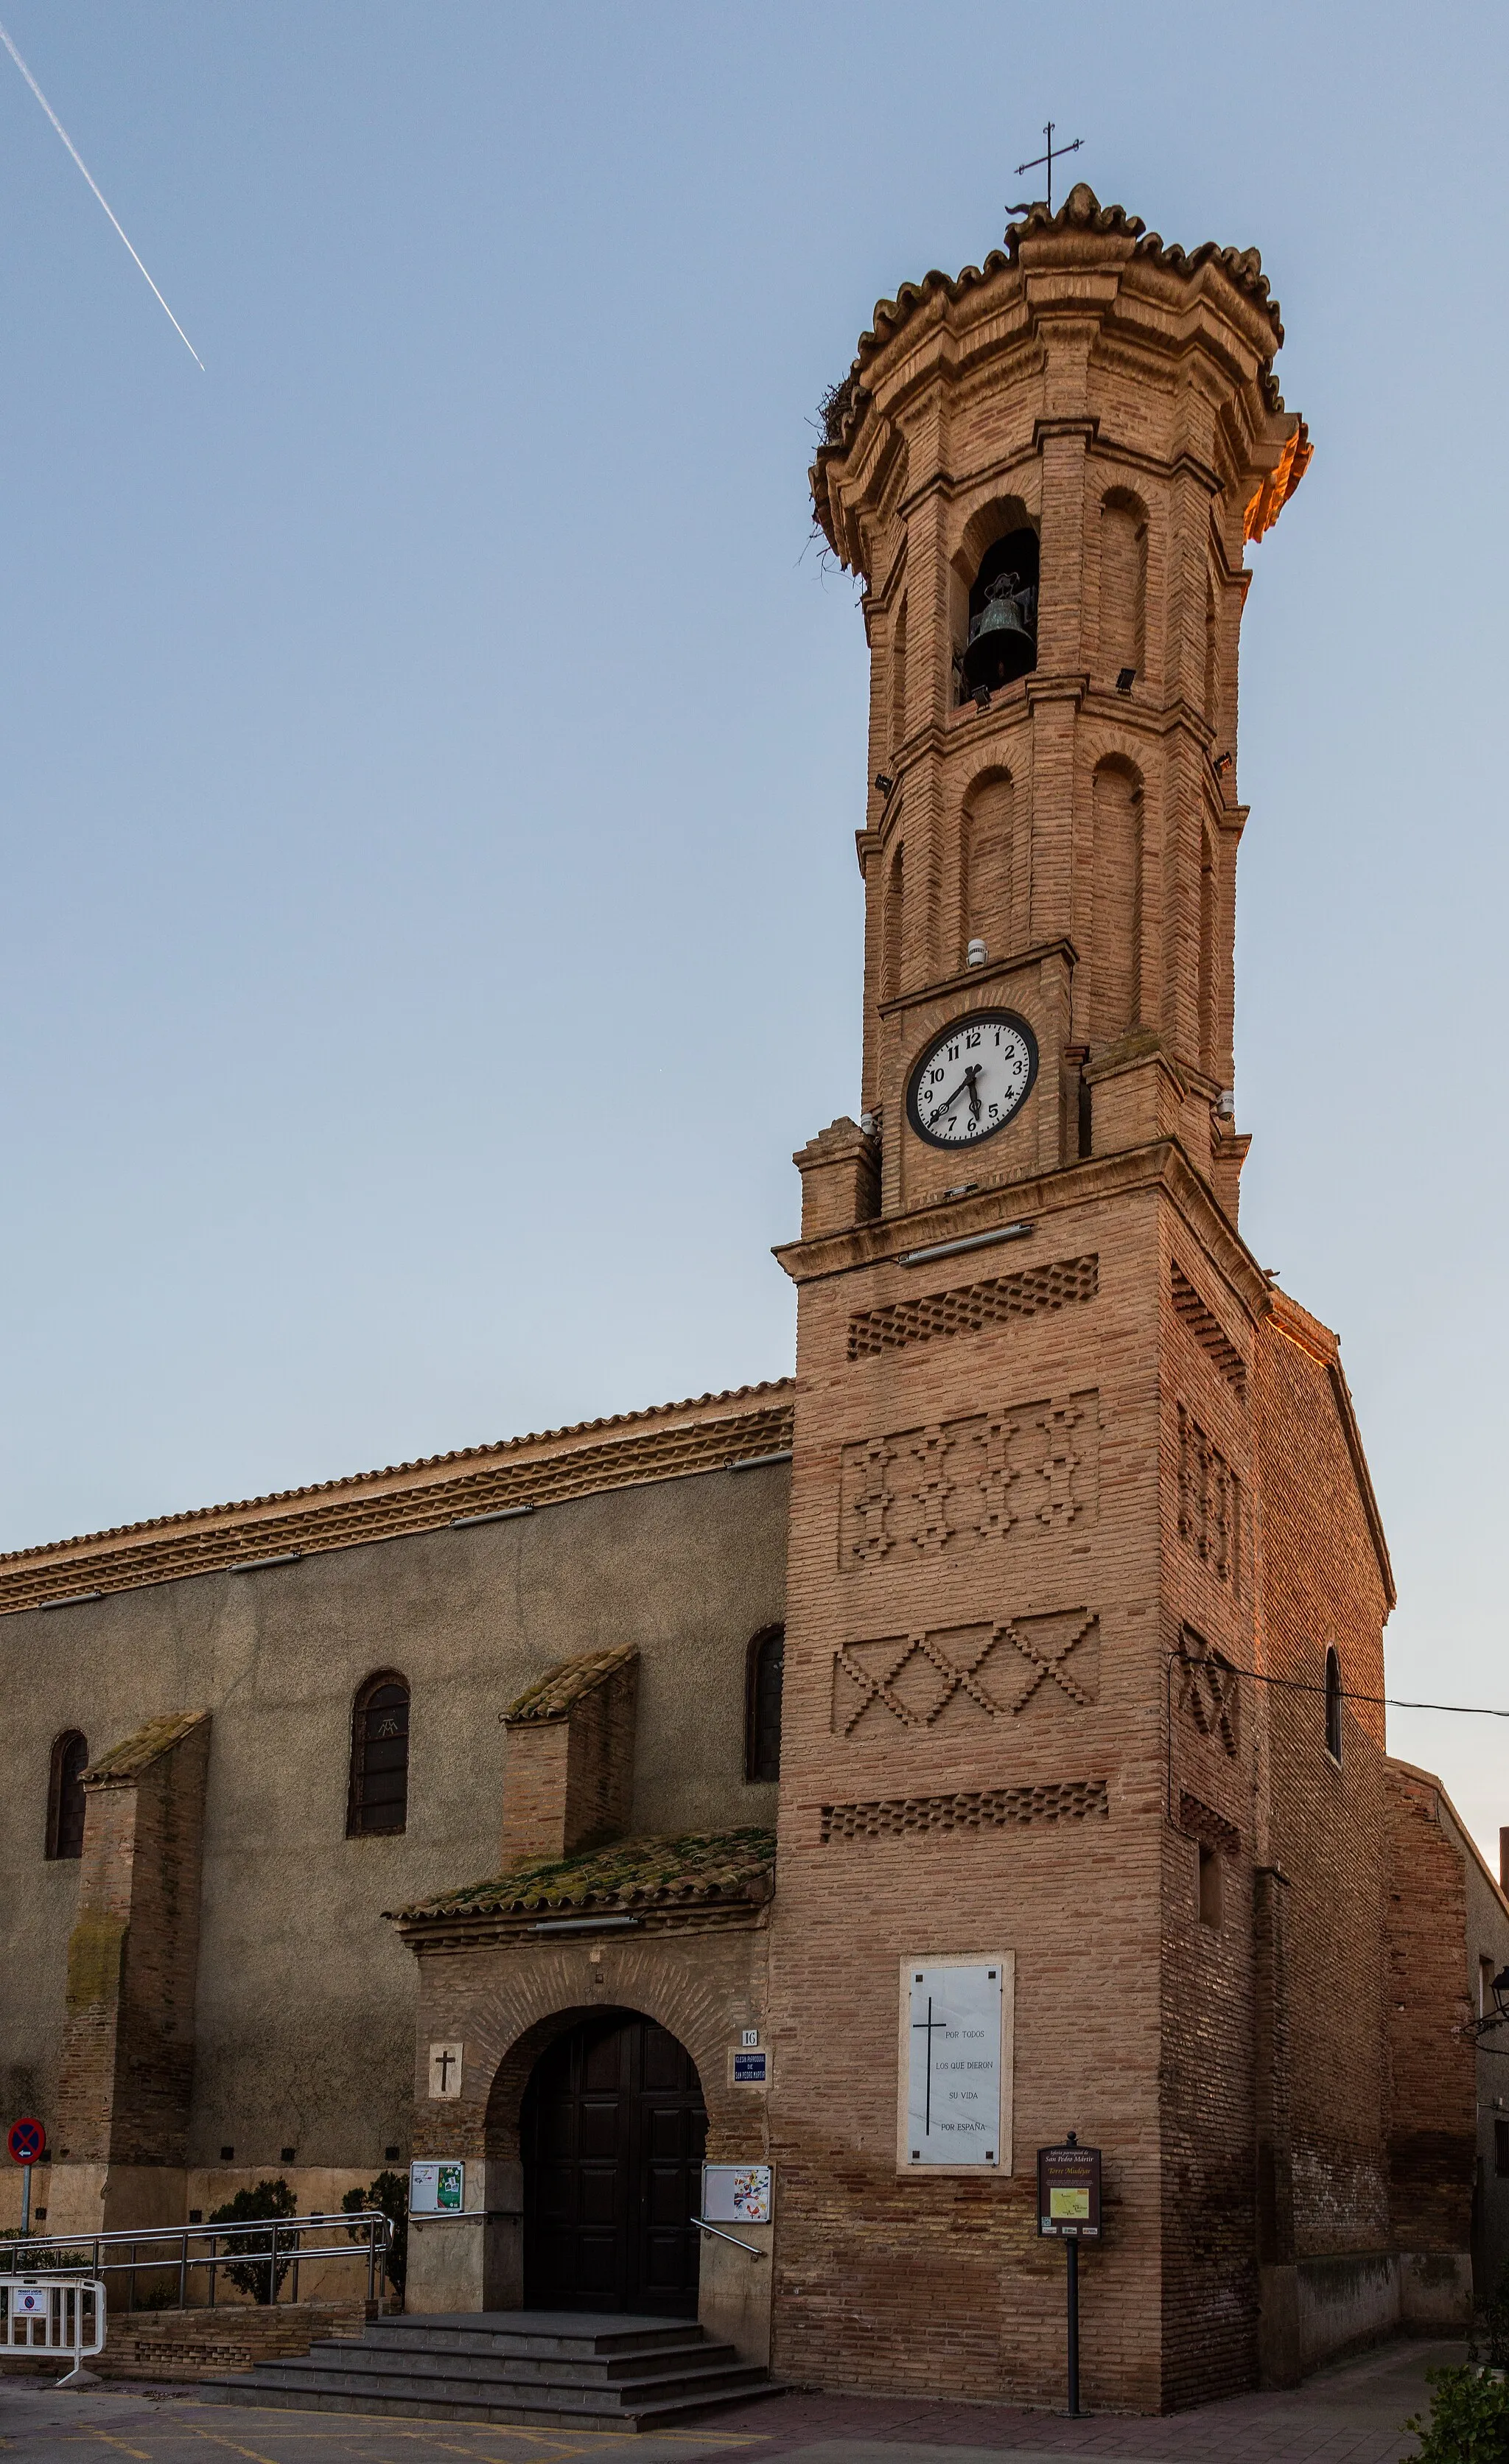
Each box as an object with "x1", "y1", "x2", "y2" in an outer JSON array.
[{"x1": 3, "y1": 183, "x2": 1503, "y2": 2417}]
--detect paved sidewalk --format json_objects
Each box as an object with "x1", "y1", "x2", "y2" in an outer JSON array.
[{"x1": 0, "y1": 2339, "x2": 1454, "y2": 2464}]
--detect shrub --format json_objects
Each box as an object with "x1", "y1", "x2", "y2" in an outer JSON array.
[
  {"x1": 343, "y1": 2170, "x2": 407, "y2": 2298},
  {"x1": 207, "y1": 2180, "x2": 298, "y2": 2304},
  {"x1": 1404, "y1": 2364, "x2": 1509, "y2": 2463}
]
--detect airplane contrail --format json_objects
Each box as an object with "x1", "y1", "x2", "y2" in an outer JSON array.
[{"x1": 0, "y1": 15, "x2": 204, "y2": 370}]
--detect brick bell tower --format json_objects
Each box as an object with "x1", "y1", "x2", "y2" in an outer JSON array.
[{"x1": 767, "y1": 187, "x2": 1314, "y2": 2409}]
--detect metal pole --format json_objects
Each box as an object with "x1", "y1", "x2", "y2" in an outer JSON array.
[
  {"x1": 1065, "y1": 2235, "x2": 1080, "y2": 2418},
  {"x1": 21, "y1": 2168, "x2": 32, "y2": 2239}
]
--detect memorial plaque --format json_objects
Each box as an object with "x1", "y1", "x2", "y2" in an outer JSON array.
[
  {"x1": 898, "y1": 1957, "x2": 1012, "y2": 2171},
  {"x1": 1037, "y1": 2140, "x2": 1102, "y2": 2236}
]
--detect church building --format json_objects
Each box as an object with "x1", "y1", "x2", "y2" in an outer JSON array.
[{"x1": 5, "y1": 186, "x2": 1508, "y2": 2414}]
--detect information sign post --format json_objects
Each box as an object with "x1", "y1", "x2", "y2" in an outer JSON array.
[
  {"x1": 1036, "y1": 2132, "x2": 1102, "y2": 2418},
  {"x1": 7, "y1": 2118, "x2": 46, "y2": 2239}
]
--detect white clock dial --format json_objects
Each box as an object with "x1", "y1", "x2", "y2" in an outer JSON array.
[{"x1": 906, "y1": 1010, "x2": 1039, "y2": 1149}]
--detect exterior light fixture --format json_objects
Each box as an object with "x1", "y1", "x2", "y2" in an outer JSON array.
[
  {"x1": 874, "y1": 772, "x2": 895, "y2": 794},
  {"x1": 966, "y1": 938, "x2": 988, "y2": 967}
]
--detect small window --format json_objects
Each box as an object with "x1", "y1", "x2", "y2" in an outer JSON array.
[
  {"x1": 1324, "y1": 1647, "x2": 1343, "y2": 1764},
  {"x1": 1496, "y1": 2118, "x2": 1509, "y2": 2180},
  {"x1": 46, "y1": 1731, "x2": 89, "y2": 1860},
  {"x1": 1198, "y1": 1843, "x2": 1223, "y2": 1930},
  {"x1": 746, "y1": 1626, "x2": 785, "y2": 1784},
  {"x1": 347, "y1": 1673, "x2": 410, "y2": 1837}
]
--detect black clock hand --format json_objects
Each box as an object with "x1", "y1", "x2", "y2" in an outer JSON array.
[
  {"x1": 967, "y1": 1069, "x2": 982, "y2": 1120},
  {"x1": 928, "y1": 1064, "x2": 981, "y2": 1125}
]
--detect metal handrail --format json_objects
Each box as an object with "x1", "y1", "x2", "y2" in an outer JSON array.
[
  {"x1": 691, "y1": 2216, "x2": 766, "y2": 2261},
  {"x1": 0, "y1": 2210, "x2": 392, "y2": 2313}
]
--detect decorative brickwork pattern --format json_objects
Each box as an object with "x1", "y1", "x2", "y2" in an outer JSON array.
[
  {"x1": 821, "y1": 1779, "x2": 1109, "y2": 1842},
  {"x1": 1176, "y1": 1406, "x2": 1239, "y2": 1586},
  {"x1": 847, "y1": 1256, "x2": 1099, "y2": 1361},
  {"x1": 1174, "y1": 1630, "x2": 1239, "y2": 1757},
  {"x1": 1178, "y1": 1791, "x2": 1241, "y2": 1858},
  {"x1": 1171, "y1": 1262, "x2": 1247, "y2": 1395},
  {"x1": 839, "y1": 1391, "x2": 1097, "y2": 1567},
  {"x1": 833, "y1": 1612, "x2": 1099, "y2": 1734}
]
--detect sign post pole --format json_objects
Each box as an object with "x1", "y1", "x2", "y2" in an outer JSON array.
[
  {"x1": 7, "y1": 2118, "x2": 46, "y2": 2239},
  {"x1": 1065, "y1": 2233, "x2": 1079, "y2": 2416},
  {"x1": 1036, "y1": 2130, "x2": 1101, "y2": 2419}
]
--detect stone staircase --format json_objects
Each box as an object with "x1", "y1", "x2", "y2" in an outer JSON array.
[{"x1": 196, "y1": 2311, "x2": 778, "y2": 2428}]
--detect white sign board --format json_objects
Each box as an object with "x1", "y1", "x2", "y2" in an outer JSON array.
[
  {"x1": 702, "y1": 2163, "x2": 772, "y2": 2225},
  {"x1": 899, "y1": 1957, "x2": 1012, "y2": 2172},
  {"x1": 410, "y1": 2160, "x2": 465, "y2": 2214}
]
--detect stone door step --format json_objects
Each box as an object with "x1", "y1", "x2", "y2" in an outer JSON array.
[{"x1": 195, "y1": 2311, "x2": 777, "y2": 2429}]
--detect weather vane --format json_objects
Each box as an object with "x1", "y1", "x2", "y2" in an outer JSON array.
[{"x1": 1007, "y1": 122, "x2": 1084, "y2": 220}]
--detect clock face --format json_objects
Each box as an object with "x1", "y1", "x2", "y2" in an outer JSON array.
[{"x1": 905, "y1": 1009, "x2": 1039, "y2": 1149}]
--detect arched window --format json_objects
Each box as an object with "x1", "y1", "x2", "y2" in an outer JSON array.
[
  {"x1": 959, "y1": 528, "x2": 1039, "y2": 700},
  {"x1": 1324, "y1": 1647, "x2": 1343, "y2": 1765},
  {"x1": 961, "y1": 769, "x2": 1014, "y2": 968},
  {"x1": 889, "y1": 595, "x2": 908, "y2": 753},
  {"x1": 1199, "y1": 824, "x2": 1218, "y2": 1074},
  {"x1": 347, "y1": 1673, "x2": 410, "y2": 1837},
  {"x1": 46, "y1": 1731, "x2": 89, "y2": 1860},
  {"x1": 1099, "y1": 490, "x2": 1147, "y2": 681},
  {"x1": 746, "y1": 1626, "x2": 785, "y2": 1784},
  {"x1": 1088, "y1": 759, "x2": 1142, "y2": 1046},
  {"x1": 881, "y1": 840, "x2": 905, "y2": 1003}
]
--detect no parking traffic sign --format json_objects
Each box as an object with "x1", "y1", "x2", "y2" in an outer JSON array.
[{"x1": 7, "y1": 2117, "x2": 44, "y2": 2165}]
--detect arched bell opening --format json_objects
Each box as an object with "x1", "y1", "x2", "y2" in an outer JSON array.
[
  {"x1": 958, "y1": 526, "x2": 1040, "y2": 700},
  {"x1": 514, "y1": 2006, "x2": 708, "y2": 2315}
]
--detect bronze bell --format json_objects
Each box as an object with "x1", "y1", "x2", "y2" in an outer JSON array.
[{"x1": 960, "y1": 573, "x2": 1037, "y2": 693}]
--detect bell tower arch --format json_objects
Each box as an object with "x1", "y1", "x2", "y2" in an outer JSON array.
[
  {"x1": 769, "y1": 187, "x2": 1312, "y2": 2411},
  {"x1": 817, "y1": 183, "x2": 1308, "y2": 1231}
]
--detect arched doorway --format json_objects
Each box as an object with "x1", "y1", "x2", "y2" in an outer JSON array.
[{"x1": 521, "y1": 2009, "x2": 707, "y2": 2314}]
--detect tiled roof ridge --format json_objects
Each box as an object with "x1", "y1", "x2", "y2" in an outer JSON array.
[
  {"x1": 505, "y1": 1642, "x2": 638, "y2": 1725},
  {"x1": 388, "y1": 1825, "x2": 777, "y2": 1926},
  {"x1": 85, "y1": 1708, "x2": 209, "y2": 1785},
  {"x1": 0, "y1": 1379, "x2": 796, "y2": 1570},
  {"x1": 815, "y1": 183, "x2": 1284, "y2": 474}
]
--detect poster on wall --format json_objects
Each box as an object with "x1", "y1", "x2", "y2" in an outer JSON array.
[
  {"x1": 898, "y1": 1956, "x2": 1013, "y2": 2172},
  {"x1": 701, "y1": 2163, "x2": 773, "y2": 2225},
  {"x1": 410, "y1": 2160, "x2": 465, "y2": 2214}
]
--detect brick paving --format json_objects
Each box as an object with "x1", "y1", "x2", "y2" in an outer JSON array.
[{"x1": 0, "y1": 2337, "x2": 1452, "y2": 2464}]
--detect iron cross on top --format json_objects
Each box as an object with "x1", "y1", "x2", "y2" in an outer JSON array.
[{"x1": 1009, "y1": 122, "x2": 1084, "y2": 218}]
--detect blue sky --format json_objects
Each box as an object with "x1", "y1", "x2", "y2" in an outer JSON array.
[{"x1": 1, "y1": 2, "x2": 1505, "y2": 1858}]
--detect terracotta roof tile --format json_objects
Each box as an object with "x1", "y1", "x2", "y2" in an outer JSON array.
[
  {"x1": 504, "y1": 1642, "x2": 637, "y2": 1726},
  {"x1": 0, "y1": 1382, "x2": 795, "y2": 1615},
  {"x1": 84, "y1": 1709, "x2": 209, "y2": 1785},
  {"x1": 388, "y1": 1827, "x2": 777, "y2": 1928}
]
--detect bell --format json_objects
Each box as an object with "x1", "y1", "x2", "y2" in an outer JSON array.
[{"x1": 960, "y1": 574, "x2": 1036, "y2": 693}]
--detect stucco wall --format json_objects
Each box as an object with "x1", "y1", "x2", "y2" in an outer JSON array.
[{"x1": 1, "y1": 1459, "x2": 788, "y2": 2188}]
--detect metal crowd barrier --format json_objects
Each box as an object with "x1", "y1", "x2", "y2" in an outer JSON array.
[
  {"x1": 0, "y1": 2211, "x2": 391, "y2": 2314},
  {"x1": 1, "y1": 2275, "x2": 107, "y2": 2385}
]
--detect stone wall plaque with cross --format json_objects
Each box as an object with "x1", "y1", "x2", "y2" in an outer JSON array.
[
  {"x1": 428, "y1": 2040, "x2": 463, "y2": 2100},
  {"x1": 897, "y1": 1955, "x2": 1014, "y2": 2174}
]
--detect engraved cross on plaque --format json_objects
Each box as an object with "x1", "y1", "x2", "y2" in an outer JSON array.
[{"x1": 911, "y1": 1981, "x2": 948, "y2": 2134}]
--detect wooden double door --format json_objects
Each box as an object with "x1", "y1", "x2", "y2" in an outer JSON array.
[{"x1": 521, "y1": 2010, "x2": 707, "y2": 2314}]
